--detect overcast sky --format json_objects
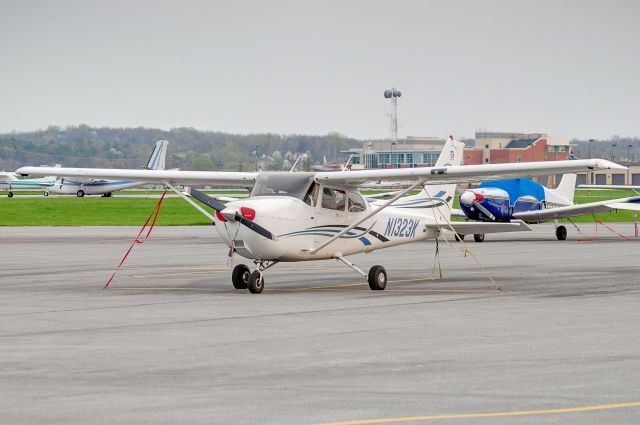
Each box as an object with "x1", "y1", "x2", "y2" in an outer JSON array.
[{"x1": 1, "y1": 0, "x2": 638, "y2": 140}]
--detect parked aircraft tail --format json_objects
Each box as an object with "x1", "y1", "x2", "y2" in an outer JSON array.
[
  {"x1": 145, "y1": 140, "x2": 168, "y2": 170},
  {"x1": 385, "y1": 135, "x2": 465, "y2": 219},
  {"x1": 553, "y1": 173, "x2": 577, "y2": 204}
]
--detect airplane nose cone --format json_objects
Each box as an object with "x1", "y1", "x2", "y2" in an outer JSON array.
[{"x1": 459, "y1": 191, "x2": 476, "y2": 206}]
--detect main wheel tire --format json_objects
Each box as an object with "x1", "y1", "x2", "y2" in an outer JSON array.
[
  {"x1": 102, "y1": 192, "x2": 112, "y2": 198},
  {"x1": 247, "y1": 271, "x2": 265, "y2": 294},
  {"x1": 556, "y1": 225, "x2": 567, "y2": 241},
  {"x1": 473, "y1": 233, "x2": 485, "y2": 243},
  {"x1": 455, "y1": 233, "x2": 465, "y2": 242},
  {"x1": 76, "y1": 190, "x2": 85, "y2": 198},
  {"x1": 231, "y1": 264, "x2": 250, "y2": 289},
  {"x1": 7, "y1": 191, "x2": 13, "y2": 198},
  {"x1": 368, "y1": 265, "x2": 387, "y2": 291},
  {"x1": 43, "y1": 191, "x2": 49, "y2": 197}
]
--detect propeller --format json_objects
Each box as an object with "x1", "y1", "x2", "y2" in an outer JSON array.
[
  {"x1": 459, "y1": 191, "x2": 496, "y2": 221},
  {"x1": 187, "y1": 188, "x2": 276, "y2": 241}
]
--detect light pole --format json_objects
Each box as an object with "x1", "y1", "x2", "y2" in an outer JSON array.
[
  {"x1": 611, "y1": 143, "x2": 617, "y2": 162},
  {"x1": 255, "y1": 145, "x2": 262, "y2": 171},
  {"x1": 384, "y1": 88, "x2": 401, "y2": 142},
  {"x1": 628, "y1": 144, "x2": 633, "y2": 184},
  {"x1": 390, "y1": 142, "x2": 396, "y2": 169},
  {"x1": 588, "y1": 139, "x2": 594, "y2": 184}
]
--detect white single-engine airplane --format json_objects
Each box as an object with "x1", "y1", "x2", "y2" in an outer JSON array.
[{"x1": 17, "y1": 137, "x2": 624, "y2": 293}]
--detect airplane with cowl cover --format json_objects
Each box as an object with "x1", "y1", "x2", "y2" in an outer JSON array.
[
  {"x1": 455, "y1": 173, "x2": 640, "y2": 241},
  {"x1": 17, "y1": 136, "x2": 624, "y2": 294}
]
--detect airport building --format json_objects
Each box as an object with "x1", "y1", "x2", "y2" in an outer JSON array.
[
  {"x1": 346, "y1": 131, "x2": 640, "y2": 186},
  {"x1": 580, "y1": 163, "x2": 640, "y2": 186},
  {"x1": 349, "y1": 131, "x2": 571, "y2": 168}
]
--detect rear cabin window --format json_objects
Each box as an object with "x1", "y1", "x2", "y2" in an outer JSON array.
[
  {"x1": 347, "y1": 192, "x2": 367, "y2": 212},
  {"x1": 321, "y1": 188, "x2": 346, "y2": 211}
]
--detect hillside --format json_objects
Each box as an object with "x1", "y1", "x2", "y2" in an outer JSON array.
[{"x1": 0, "y1": 125, "x2": 359, "y2": 171}]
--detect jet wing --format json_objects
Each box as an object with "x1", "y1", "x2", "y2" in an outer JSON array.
[
  {"x1": 315, "y1": 159, "x2": 624, "y2": 187},
  {"x1": 16, "y1": 167, "x2": 258, "y2": 187},
  {"x1": 512, "y1": 196, "x2": 640, "y2": 223},
  {"x1": 428, "y1": 220, "x2": 532, "y2": 235}
]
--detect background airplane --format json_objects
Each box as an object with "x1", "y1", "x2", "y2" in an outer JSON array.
[
  {"x1": 38, "y1": 140, "x2": 168, "y2": 197},
  {"x1": 1, "y1": 167, "x2": 59, "y2": 197},
  {"x1": 17, "y1": 137, "x2": 623, "y2": 293},
  {"x1": 455, "y1": 173, "x2": 640, "y2": 241}
]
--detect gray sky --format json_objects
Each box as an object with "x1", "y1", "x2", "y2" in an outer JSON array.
[{"x1": 1, "y1": 0, "x2": 638, "y2": 140}]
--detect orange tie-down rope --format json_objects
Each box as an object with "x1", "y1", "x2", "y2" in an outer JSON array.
[
  {"x1": 578, "y1": 218, "x2": 630, "y2": 242},
  {"x1": 104, "y1": 192, "x2": 167, "y2": 288}
]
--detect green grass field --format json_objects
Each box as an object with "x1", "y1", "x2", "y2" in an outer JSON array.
[{"x1": 0, "y1": 189, "x2": 638, "y2": 226}]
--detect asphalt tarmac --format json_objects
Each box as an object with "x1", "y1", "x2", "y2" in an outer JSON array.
[{"x1": 1, "y1": 224, "x2": 639, "y2": 425}]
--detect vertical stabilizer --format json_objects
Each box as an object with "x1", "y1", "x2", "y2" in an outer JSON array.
[
  {"x1": 552, "y1": 173, "x2": 577, "y2": 204},
  {"x1": 387, "y1": 135, "x2": 465, "y2": 218},
  {"x1": 145, "y1": 140, "x2": 168, "y2": 170}
]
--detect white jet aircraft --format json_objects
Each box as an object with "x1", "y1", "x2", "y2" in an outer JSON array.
[
  {"x1": 46, "y1": 140, "x2": 168, "y2": 197},
  {"x1": 17, "y1": 137, "x2": 624, "y2": 293}
]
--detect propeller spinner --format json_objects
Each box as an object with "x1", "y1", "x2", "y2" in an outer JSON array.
[
  {"x1": 459, "y1": 190, "x2": 496, "y2": 221},
  {"x1": 187, "y1": 188, "x2": 277, "y2": 241}
]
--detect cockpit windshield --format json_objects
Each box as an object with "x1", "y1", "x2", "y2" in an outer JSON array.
[{"x1": 251, "y1": 173, "x2": 315, "y2": 200}]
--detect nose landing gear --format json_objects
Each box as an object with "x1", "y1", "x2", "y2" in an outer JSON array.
[{"x1": 231, "y1": 260, "x2": 278, "y2": 294}]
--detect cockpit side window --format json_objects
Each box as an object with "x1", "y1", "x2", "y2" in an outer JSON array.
[
  {"x1": 321, "y1": 187, "x2": 346, "y2": 211},
  {"x1": 304, "y1": 182, "x2": 320, "y2": 206},
  {"x1": 347, "y1": 192, "x2": 367, "y2": 212}
]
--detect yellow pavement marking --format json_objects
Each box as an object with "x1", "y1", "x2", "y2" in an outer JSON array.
[
  {"x1": 110, "y1": 277, "x2": 493, "y2": 294},
  {"x1": 126, "y1": 269, "x2": 229, "y2": 278},
  {"x1": 308, "y1": 401, "x2": 640, "y2": 425},
  {"x1": 124, "y1": 267, "x2": 433, "y2": 279}
]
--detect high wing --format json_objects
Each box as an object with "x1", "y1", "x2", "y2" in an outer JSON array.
[
  {"x1": 315, "y1": 159, "x2": 624, "y2": 187},
  {"x1": 512, "y1": 196, "x2": 640, "y2": 223},
  {"x1": 16, "y1": 167, "x2": 258, "y2": 187},
  {"x1": 17, "y1": 158, "x2": 622, "y2": 188},
  {"x1": 429, "y1": 220, "x2": 532, "y2": 235}
]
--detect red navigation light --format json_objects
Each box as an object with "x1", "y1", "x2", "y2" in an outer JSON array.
[
  {"x1": 240, "y1": 207, "x2": 256, "y2": 221},
  {"x1": 216, "y1": 210, "x2": 227, "y2": 222},
  {"x1": 475, "y1": 193, "x2": 485, "y2": 202}
]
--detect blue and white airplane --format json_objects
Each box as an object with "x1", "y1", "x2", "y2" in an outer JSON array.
[
  {"x1": 1, "y1": 168, "x2": 58, "y2": 197},
  {"x1": 456, "y1": 173, "x2": 640, "y2": 241},
  {"x1": 16, "y1": 140, "x2": 168, "y2": 198}
]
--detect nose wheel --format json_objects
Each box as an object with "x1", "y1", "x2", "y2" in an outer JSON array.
[
  {"x1": 247, "y1": 271, "x2": 265, "y2": 294},
  {"x1": 231, "y1": 261, "x2": 277, "y2": 294},
  {"x1": 231, "y1": 264, "x2": 250, "y2": 289}
]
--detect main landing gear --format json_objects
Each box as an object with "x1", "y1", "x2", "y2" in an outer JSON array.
[
  {"x1": 336, "y1": 256, "x2": 387, "y2": 291},
  {"x1": 76, "y1": 189, "x2": 85, "y2": 198},
  {"x1": 555, "y1": 225, "x2": 567, "y2": 241},
  {"x1": 231, "y1": 261, "x2": 277, "y2": 294},
  {"x1": 367, "y1": 265, "x2": 387, "y2": 290},
  {"x1": 7, "y1": 191, "x2": 13, "y2": 198}
]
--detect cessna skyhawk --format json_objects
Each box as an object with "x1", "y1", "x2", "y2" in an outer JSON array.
[{"x1": 17, "y1": 137, "x2": 624, "y2": 293}]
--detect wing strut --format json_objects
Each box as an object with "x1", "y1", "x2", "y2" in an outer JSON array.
[
  {"x1": 306, "y1": 179, "x2": 425, "y2": 255},
  {"x1": 163, "y1": 180, "x2": 216, "y2": 222}
]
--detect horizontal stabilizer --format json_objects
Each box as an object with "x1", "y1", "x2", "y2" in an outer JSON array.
[{"x1": 428, "y1": 220, "x2": 532, "y2": 235}]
